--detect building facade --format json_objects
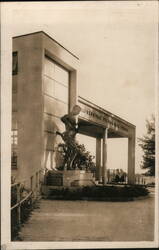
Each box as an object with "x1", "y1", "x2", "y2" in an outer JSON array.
[{"x1": 12, "y1": 31, "x2": 136, "y2": 193}]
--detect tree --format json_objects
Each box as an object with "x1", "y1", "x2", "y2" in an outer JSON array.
[
  {"x1": 57, "y1": 141, "x2": 96, "y2": 171},
  {"x1": 138, "y1": 115, "x2": 155, "y2": 176}
]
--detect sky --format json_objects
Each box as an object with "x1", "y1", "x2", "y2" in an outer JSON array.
[{"x1": 3, "y1": 1, "x2": 158, "y2": 173}]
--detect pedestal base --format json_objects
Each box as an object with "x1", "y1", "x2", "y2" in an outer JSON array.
[{"x1": 45, "y1": 170, "x2": 94, "y2": 187}]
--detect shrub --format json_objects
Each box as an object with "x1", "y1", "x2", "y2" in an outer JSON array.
[
  {"x1": 47, "y1": 185, "x2": 149, "y2": 201},
  {"x1": 57, "y1": 142, "x2": 96, "y2": 171}
]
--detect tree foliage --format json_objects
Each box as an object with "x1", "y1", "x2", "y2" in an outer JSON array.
[
  {"x1": 138, "y1": 115, "x2": 155, "y2": 176},
  {"x1": 57, "y1": 141, "x2": 96, "y2": 172}
]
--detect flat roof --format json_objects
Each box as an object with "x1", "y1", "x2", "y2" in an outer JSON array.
[
  {"x1": 78, "y1": 96, "x2": 136, "y2": 128},
  {"x1": 13, "y1": 31, "x2": 79, "y2": 60}
]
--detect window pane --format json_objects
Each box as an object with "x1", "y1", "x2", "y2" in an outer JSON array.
[
  {"x1": 44, "y1": 76, "x2": 54, "y2": 97},
  {"x1": 44, "y1": 57, "x2": 55, "y2": 78},
  {"x1": 44, "y1": 95, "x2": 68, "y2": 117},
  {"x1": 12, "y1": 114, "x2": 18, "y2": 130},
  {"x1": 55, "y1": 64, "x2": 69, "y2": 86},
  {"x1": 54, "y1": 82, "x2": 68, "y2": 103},
  {"x1": 13, "y1": 130, "x2": 18, "y2": 136},
  {"x1": 11, "y1": 151, "x2": 17, "y2": 169},
  {"x1": 12, "y1": 52, "x2": 18, "y2": 75}
]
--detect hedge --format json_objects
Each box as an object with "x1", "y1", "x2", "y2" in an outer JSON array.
[{"x1": 47, "y1": 185, "x2": 149, "y2": 201}]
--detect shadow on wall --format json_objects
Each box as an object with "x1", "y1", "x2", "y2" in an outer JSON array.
[{"x1": 44, "y1": 115, "x2": 63, "y2": 170}]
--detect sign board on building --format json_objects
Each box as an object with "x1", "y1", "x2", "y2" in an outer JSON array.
[{"x1": 78, "y1": 99, "x2": 129, "y2": 136}]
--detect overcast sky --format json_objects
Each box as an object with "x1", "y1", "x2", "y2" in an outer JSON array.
[{"x1": 3, "y1": 1, "x2": 158, "y2": 173}]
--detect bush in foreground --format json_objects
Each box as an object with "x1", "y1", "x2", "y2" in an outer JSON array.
[{"x1": 47, "y1": 185, "x2": 149, "y2": 201}]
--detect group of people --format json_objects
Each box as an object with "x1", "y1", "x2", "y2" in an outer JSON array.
[{"x1": 107, "y1": 169, "x2": 127, "y2": 183}]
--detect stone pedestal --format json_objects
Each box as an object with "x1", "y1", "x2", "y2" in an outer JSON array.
[
  {"x1": 45, "y1": 169, "x2": 94, "y2": 187},
  {"x1": 63, "y1": 170, "x2": 94, "y2": 187}
]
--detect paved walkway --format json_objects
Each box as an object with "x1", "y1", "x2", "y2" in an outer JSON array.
[{"x1": 19, "y1": 191, "x2": 154, "y2": 241}]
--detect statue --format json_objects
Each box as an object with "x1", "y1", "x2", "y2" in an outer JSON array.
[{"x1": 56, "y1": 105, "x2": 81, "y2": 170}]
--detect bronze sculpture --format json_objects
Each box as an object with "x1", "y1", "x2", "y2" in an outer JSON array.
[{"x1": 56, "y1": 105, "x2": 81, "y2": 169}]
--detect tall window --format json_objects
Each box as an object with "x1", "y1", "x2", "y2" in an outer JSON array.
[
  {"x1": 11, "y1": 130, "x2": 18, "y2": 169},
  {"x1": 11, "y1": 130, "x2": 18, "y2": 145},
  {"x1": 43, "y1": 56, "x2": 69, "y2": 169},
  {"x1": 44, "y1": 56, "x2": 69, "y2": 107},
  {"x1": 12, "y1": 51, "x2": 18, "y2": 169},
  {"x1": 12, "y1": 52, "x2": 18, "y2": 75}
]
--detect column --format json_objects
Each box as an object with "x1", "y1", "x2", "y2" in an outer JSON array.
[
  {"x1": 128, "y1": 132, "x2": 135, "y2": 184},
  {"x1": 102, "y1": 128, "x2": 108, "y2": 185},
  {"x1": 96, "y1": 138, "x2": 102, "y2": 181}
]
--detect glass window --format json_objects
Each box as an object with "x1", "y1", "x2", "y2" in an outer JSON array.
[
  {"x1": 44, "y1": 95, "x2": 68, "y2": 117},
  {"x1": 11, "y1": 151, "x2": 17, "y2": 170},
  {"x1": 44, "y1": 57, "x2": 55, "y2": 78},
  {"x1": 44, "y1": 76, "x2": 55, "y2": 97},
  {"x1": 12, "y1": 52, "x2": 18, "y2": 75},
  {"x1": 44, "y1": 56, "x2": 69, "y2": 113},
  {"x1": 11, "y1": 129, "x2": 18, "y2": 169},
  {"x1": 11, "y1": 130, "x2": 18, "y2": 145},
  {"x1": 54, "y1": 64, "x2": 69, "y2": 86},
  {"x1": 54, "y1": 81, "x2": 68, "y2": 104}
]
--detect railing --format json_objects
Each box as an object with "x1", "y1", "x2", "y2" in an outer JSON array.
[
  {"x1": 135, "y1": 176, "x2": 146, "y2": 185},
  {"x1": 11, "y1": 191, "x2": 32, "y2": 210},
  {"x1": 11, "y1": 182, "x2": 33, "y2": 240}
]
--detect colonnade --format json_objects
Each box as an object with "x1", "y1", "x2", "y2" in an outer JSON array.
[{"x1": 95, "y1": 128, "x2": 135, "y2": 185}]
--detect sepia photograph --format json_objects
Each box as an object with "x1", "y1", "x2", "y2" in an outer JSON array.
[{"x1": 1, "y1": 0, "x2": 158, "y2": 249}]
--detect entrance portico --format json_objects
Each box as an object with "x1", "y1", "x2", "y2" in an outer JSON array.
[
  {"x1": 78, "y1": 96, "x2": 136, "y2": 185},
  {"x1": 11, "y1": 31, "x2": 136, "y2": 192}
]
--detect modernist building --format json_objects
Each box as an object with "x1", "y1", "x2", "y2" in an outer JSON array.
[{"x1": 12, "y1": 31, "x2": 136, "y2": 192}]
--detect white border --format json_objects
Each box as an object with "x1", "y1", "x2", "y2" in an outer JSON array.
[{"x1": 1, "y1": 1, "x2": 159, "y2": 249}]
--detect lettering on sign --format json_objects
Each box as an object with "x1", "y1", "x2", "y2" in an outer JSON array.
[{"x1": 80, "y1": 104, "x2": 129, "y2": 133}]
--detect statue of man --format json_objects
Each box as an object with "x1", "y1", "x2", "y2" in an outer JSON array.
[
  {"x1": 56, "y1": 105, "x2": 81, "y2": 169},
  {"x1": 57, "y1": 105, "x2": 81, "y2": 144}
]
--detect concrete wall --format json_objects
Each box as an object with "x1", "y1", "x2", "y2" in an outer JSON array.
[
  {"x1": 12, "y1": 32, "x2": 79, "y2": 193},
  {"x1": 13, "y1": 33, "x2": 44, "y2": 191}
]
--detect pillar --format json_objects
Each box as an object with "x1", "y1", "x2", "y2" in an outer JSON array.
[
  {"x1": 128, "y1": 132, "x2": 135, "y2": 184},
  {"x1": 96, "y1": 138, "x2": 102, "y2": 181},
  {"x1": 102, "y1": 128, "x2": 108, "y2": 185}
]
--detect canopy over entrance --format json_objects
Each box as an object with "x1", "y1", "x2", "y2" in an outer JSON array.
[
  {"x1": 77, "y1": 96, "x2": 136, "y2": 185},
  {"x1": 78, "y1": 96, "x2": 134, "y2": 138}
]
